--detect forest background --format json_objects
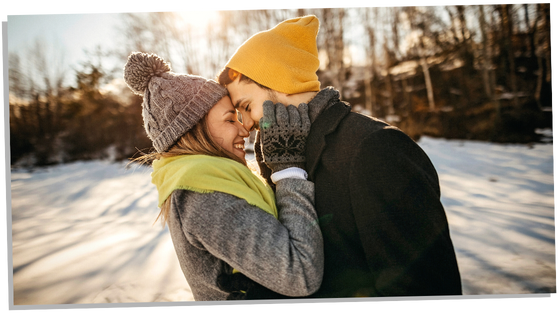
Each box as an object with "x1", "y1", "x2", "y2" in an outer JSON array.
[{"x1": 7, "y1": 2, "x2": 553, "y2": 167}]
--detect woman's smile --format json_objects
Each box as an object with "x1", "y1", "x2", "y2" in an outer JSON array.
[{"x1": 207, "y1": 96, "x2": 250, "y2": 160}]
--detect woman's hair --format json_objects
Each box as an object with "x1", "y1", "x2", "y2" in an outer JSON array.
[{"x1": 133, "y1": 116, "x2": 247, "y2": 226}]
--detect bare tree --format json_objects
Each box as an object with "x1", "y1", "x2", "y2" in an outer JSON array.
[
  {"x1": 456, "y1": 6, "x2": 469, "y2": 45},
  {"x1": 446, "y1": 6, "x2": 460, "y2": 45},
  {"x1": 362, "y1": 7, "x2": 378, "y2": 116},
  {"x1": 458, "y1": 5, "x2": 476, "y2": 98},
  {"x1": 8, "y1": 53, "x2": 27, "y2": 104},
  {"x1": 478, "y1": 5, "x2": 499, "y2": 114},
  {"x1": 383, "y1": 38, "x2": 395, "y2": 116},
  {"x1": 206, "y1": 15, "x2": 236, "y2": 77},
  {"x1": 523, "y1": 4, "x2": 534, "y2": 56},
  {"x1": 534, "y1": 3, "x2": 551, "y2": 108},
  {"x1": 334, "y1": 8, "x2": 346, "y2": 94},
  {"x1": 318, "y1": 8, "x2": 347, "y2": 96},
  {"x1": 119, "y1": 13, "x2": 184, "y2": 71},
  {"x1": 541, "y1": 4, "x2": 551, "y2": 85},
  {"x1": 297, "y1": 8, "x2": 306, "y2": 17},
  {"x1": 391, "y1": 7, "x2": 401, "y2": 60},
  {"x1": 171, "y1": 13, "x2": 204, "y2": 74},
  {"x1": 404, "y1": 6, "x2": 436, "y2": 111},
  {"x1": 500, "y1": 4, "x2": 519, "y2": 108},
  {"x1": 32, "y1": 39, "x2": 67, "y2": 134},
  {"x1": 388, "y1": 7, "x2": 412, "y2": 113}
]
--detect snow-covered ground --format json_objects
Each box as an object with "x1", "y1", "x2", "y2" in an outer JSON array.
[{"x1": 9, "y1": 137, "x2": 555, "y2": 306}]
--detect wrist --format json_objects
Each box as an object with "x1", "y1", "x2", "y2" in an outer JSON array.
[{"x1": 270, "y1": 167, "x2": 308, "y2": 184}]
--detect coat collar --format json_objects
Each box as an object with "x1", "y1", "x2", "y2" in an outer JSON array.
[
  {"x1": 308, "y1": 87, "x2": 341, "y2": 124},
  {"x1": 306, "y1": 101, "x2": 351, "y2": 180}
]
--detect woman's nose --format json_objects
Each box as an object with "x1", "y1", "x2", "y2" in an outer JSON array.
[
  {"x1": 238, "y1": 121, "x2": 250, "y2": 137},
  {"x1": 242, "y1": 114, "x2": 254, "y2": 131}
]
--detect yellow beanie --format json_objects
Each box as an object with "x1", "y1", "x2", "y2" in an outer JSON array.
[{"x1": 226, "y1": 15, "x2": 321, "y2": 94}]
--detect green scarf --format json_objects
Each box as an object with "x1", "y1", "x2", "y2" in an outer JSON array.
[{"x1": 151, "y1": 155, "x2": 277, "y2": 218}]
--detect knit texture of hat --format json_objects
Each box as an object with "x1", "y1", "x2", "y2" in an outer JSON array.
[
  {"x1": 123, "y1": 52, "x2": 228, "y2": 153},
  {"x1": 226, "y1": 15, "x2": 321, "y2": 94}
]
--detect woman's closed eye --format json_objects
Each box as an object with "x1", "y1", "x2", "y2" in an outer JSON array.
[{"x1": 224, "y1": 111, "x2": 237, "y2": 123}]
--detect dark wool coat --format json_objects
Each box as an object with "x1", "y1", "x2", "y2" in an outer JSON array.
[
  {"x1": 242, "y1": 88, "x2": 462, "y2": 299},
  {"x1": 305, "y1": 99, "x2": 462, "y2": 298}
]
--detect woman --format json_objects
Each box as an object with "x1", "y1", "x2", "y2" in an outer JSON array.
[{"x1": 123, "y1": 52, "x2": 323, "y2": 300}]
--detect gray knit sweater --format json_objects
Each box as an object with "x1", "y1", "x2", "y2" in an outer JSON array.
[{"x1": 166, "y1": 177, "x2": 323, "y2": 301}]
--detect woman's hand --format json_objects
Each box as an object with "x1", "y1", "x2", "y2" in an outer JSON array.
[{"x1": 258, "y1": 101, "x2": 311, "y2": 172}]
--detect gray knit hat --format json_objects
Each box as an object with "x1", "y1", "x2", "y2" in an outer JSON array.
[{"x1": 123, "y1": 52, "x2": 228, "y2": 152}]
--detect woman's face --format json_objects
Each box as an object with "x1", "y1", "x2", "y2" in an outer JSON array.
[{"x1": 206, "y1": 96, "x2": 250, "y2": 160}]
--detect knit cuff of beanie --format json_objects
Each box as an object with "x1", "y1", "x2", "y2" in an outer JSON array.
[{"x1": 152, "y1": 80, "x2": 227, "y2": 152}]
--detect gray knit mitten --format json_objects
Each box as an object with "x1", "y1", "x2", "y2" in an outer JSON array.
[
  {"x1": 254, "y1": 130, "x2": 275, "y2": 189},
  {"x1": 258, "y1": 101, "x2": 311, "y2": 172}
]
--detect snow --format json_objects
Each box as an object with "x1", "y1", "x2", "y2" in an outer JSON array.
[
  {"x1": 9, "y1": 137, "x2": 555, "y2": 306},
  {"x1": 419, "y1": 137, "x2": 555, "y2": 295},
  {"x1": 11, "y1": 161, "x2": 192, "y2": 305}
]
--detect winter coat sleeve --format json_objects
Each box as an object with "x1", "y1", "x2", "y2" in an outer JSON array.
[
  {"x1": 172, "y1": 177, "x2": 323, "y2": 297},
  {"x1": 348, "y1": 126, "x2": 458, "y2": 296}
]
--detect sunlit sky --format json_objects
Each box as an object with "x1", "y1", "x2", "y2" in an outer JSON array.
[
  {"x1": 6, "y1": 9, "x2": 225, "y2": 88},
  {"x1": 4, "y1": 3, "x2": 534, "y2": 91},
  {"x1": 6, "y1": 10, "x2": 356, "y2": 90},
  {"x1": 8, "y1": 13, "x2": 122, "y2": 68}
]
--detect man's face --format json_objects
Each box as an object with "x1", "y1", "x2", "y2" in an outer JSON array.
[{"x1": 227, "y1": 78, "x2": 285, "y2": 131}]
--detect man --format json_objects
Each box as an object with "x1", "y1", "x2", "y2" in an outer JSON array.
[{"x1": 217, "y1": 15, "x2": 462, "y2": 298}]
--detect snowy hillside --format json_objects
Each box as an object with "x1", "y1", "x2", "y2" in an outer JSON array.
[{"x1": 10, "y1": 136, "x2": 555, "y2": 305}]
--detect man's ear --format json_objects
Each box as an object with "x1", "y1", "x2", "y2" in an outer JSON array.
[{"x1": 228, "y1": 69, "x2": 240, "y2": 82}]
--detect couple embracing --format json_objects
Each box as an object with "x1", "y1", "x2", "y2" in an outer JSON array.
[{"x1": 123, "y1": 15, "x2": 462, "y2": 301}]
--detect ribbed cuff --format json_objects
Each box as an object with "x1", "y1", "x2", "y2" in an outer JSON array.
[{"x1": 270, "y1": 167, "x2": 308, "y2": 184}]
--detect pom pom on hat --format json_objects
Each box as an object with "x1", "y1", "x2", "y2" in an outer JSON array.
[
  {"x1": 124, "y1": 52, "x2": 172, "y2": 95},
  {"x1": 122, "y1": 52, "x2": 228, "y2": 152}
]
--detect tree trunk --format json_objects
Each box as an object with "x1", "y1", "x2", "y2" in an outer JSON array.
[
  {"x1": 502, "y1": 5, "x2": 519, "y2": 108},
  {"x1": 319, "y1": 8, "x2": 347, "y2": 98},
  {"x1": 401, "y1": 77, "x2": 410, "y2": 114},
  {"x1": 524, "y1": 4, "x2": 532, "y2": 55},
  {"x1": 446, "y1": 7, "x2": 459, "y2": 45},
  {"x1": 543, "y1": 4, "x2": 551, "y2": 84},
  {"x1": 335, "y1": 9, "x2": 346, "y2": 98},
  {"x1": 533, "y1": 1, "x2": 544, "y2": 108},
  {"x1": 364, "y1": 67, "x2": 373, "y2": 116},
  {"x1": 391, "y1": 7, "x2": 400, "y2": 59},
  {"x1": 384, "y1": 73, "x2": 394, "y2": 116},
  {"x1": 407, "y1": 7, "x2": 435, "y2": 112},
  {"x1": 320, "y1": 8, "x2": 343, "y2": 93},
  {"x1": 418, "y1": 34, "x2": 435, "y2": 111},
  {"x1": 478, "y1": 6, "x2": 491, "y2": 98},
  {"x1": 420, "y1": 56, "x2": 435, "y2": 111},
  {"x1": 383, "y1": 40, "x2": 395, "y2": 116},
  {"x1": 456, "y1": 6, "x2": 472, "y2": 106},
  {"x1": 364, "y1": 8, "x2": 377, "y2": 116},
  {"x1": 488, "y1": 6, "x2": 501, "y2": 117},
  {"x1": 535, "y1": 54, "x2": 543, "y2": 108},
  {"x1": 457, "y1": 6, "x2": 468, "y2": 42}
]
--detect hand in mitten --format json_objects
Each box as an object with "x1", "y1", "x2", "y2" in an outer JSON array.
[
  {"x1": 258, "y1": 101, "x2": 311, "y2": 173},
  {"x1": 254, "y1": 130, "x2": 275, "y2": 190}
]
